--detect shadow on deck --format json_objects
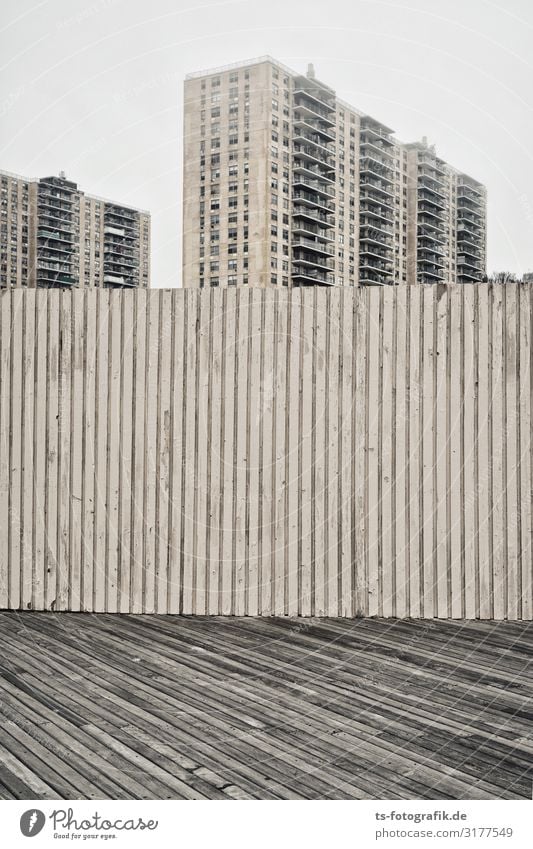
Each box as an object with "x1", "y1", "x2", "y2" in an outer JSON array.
[{"x1": 0, "y1": 613, "x2": 531, "y2": 800}]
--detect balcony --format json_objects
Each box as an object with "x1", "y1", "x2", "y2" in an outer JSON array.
[
  {"x1": 292, "y1": 221, "x2": 334, "y2": 241},
  {"x1": 359, "y1": 138, "x2": 395, "y2": 160},
  {"x1": 293, "y1": 84, "x2": 336, "y2": 113},
  {"x1": 458, "y1": 182, "x2": 484, "y2": 199},
  {"x1": 418, "y1": 269, "x2": 445, "y2": 282},
  {"x1": 418, "y1": 187, "x2": 446, "y2": 208},
  {"x1": 292, "y1": 190, "x2": 335, "y2": 215},
  {"x1": 359, "y1": 155, "x2": 394, "y2": 177},
  {"x1": 105, "y1": 206, "x2": 137, "y2": 222},
  {"x1": 104, "y1": 225, "x2": 126, "y2": 237},
  {"x1": 292, "y1": 235, "x2": 334, "y2": 257},
  {"x1": 293, "y1": 143, "x2": 335, "y2": 170},
  {"x1": 38, "y1": 189, "x2": 75, "y2": 205},
  {"x1": 293, "y1": 95, "x2": 336, "y2": 126},
  {"x1": 293, "y1": 161, "x2": 335, "y2": 184},
  {"x1": 37, "y1": 229, "x2": 73, "y2": 244},
  {"x1": 292, "y1": 267, "x2": 335, "y2": 286},
  {"x1": 360, "y1": 256, "x2": 393, "y2": 272},
  {"x1": 293, "y1": 116, "x2": 336, "y2": 143},
  {"x1": 360, "y1": 246, "x2": 393, "y2": 263},
  {"x1": 293, "y1": 130, "x2": 335, "y2": 157},
  {"x1": 359, "y1": 121, "x2": 395, "y2": 148},
  {"x1": 359, "y1": 228, "x2": 393, "y2": 248},
  {"x1": 292, "y1": 250, "x2": 334, "y2": 271},
  {"x1": 360, "y1": 180, "x2": 394, "y2": 200},
  {"x1": 360, "y1": 206, "x2": 394, "y2": 224},
  {"x1": 292, "y1": 176, "x2": 334, "y2": 199},
  {"x1": 457, "y1": 256, "x2": 482, "y2": 271},
  {"x1": 293, "y1": 206, "x2": 333, "y2": 227}
]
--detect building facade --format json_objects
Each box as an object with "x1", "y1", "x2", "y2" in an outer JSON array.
[
  {"x1": 0, "y1": 170, "x2": 150, "y2": 289},
  {"x1": 182, "y1": 56, "x2": 487, "y2": 288}
]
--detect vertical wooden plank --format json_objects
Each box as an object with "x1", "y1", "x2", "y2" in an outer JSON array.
[
  {"x1": 354, "y1": 288, "x2": 367, "y2": 616},
  {"x1": 168, "y1": 290, "x2": 185, "y2": 614},
  {"x1": 235, "y1": 289, "x2": 249, "y2": 616},
  {"x1": 407, "y1": 287, "x2": 422, "y2": 618},
  {"x1": 69, "y1": 288, "x2": 84, "y2": 611},
  {"x1": 207, "y1": 289, "x2": 223, "y2": 615},
  {"x1": 220, "y1": 289, "x2": 236, "y2": 615},
  {"x1": 57, "y1": 290, "x2": 71, "y2": 611},
  {"x1": 326, "y1": 288, "x2": 340, "y2": 617},
  {"x1": 130, "y1": 289, "x2": 147, "y2": 613},
  {"x1": 32, "y1": 293, "x2": 47, "y2": 611},
  {"x1": 82, "y1": 289, "x2": 97, "y2": 612},
  {"x1": 105, "y1": 291, "x2": 121, "y2": 613},
  {"x1": 143, "y1": 289, "x2": 159, "y2": 613},
  {"x1": 491, "y1": 285, "x2": 505, "y2": 619},
  {"x1": 299, "y1": 289, "x2": 313, "y2": 616},
  {"x1": 119, "y1": 292, "x2": 134, "y2": 613},
  {"x1": 246, "y1": 290, "x2": 262, "y2": 616},
  {"x1": 477, "y1": 285, "x2": 492, "y2": 618},
  {"x1": 519, "y1": 285, "x2": 532, "y2": 620},
  {"x1": 93, "y1": 291, "x2": 109, "y2": 612},
  {"x1": 272, "y1": 290, "x2": 288, "y2": 616},
  {"x1": 259, "y1": 291, "x2": 274, "y2": 616},
  {"x1": 9, "y1": 290, "x2": 23, "y2": 609},
  {"x1": 463, "y1": 286, "x2": 477, "y2": 619},
  {"x1": 195, "y1": 289, "x2": 210, "y2": 615},
  {"x1": 155, "y1": 289, "x2": 172, "y2": 614},
  {"x1": 435, "y1": 286, "x2": 448, "y2": 618},
  {"x1": 505, "y1": 285, "x2": 519, "y2": 619},
  {"x1": 366, "y1": 288, "x2": 380, "y2": 617},
  {"x1": 394, "y1": 285, "x2": 407, "y2": 620},
  {"x1": 287, "y1": 289, "x2": 301, "y2": 616},
  {"x1": 0, "y1": 292, "x2": 11, "y2": 608},
  {"x1": 449, "y1": 285, "x2": 463, "y2": 619},
  {"x1": 45, "y1": 294, "x2": 60, "y2": 611},
  {"x1": 421, "y1": 287, "x2": 435, "y2": 618},
  {"x1": 21, "y1": 290, "x2": 35, "y2": 609},
  {"x1": 381, "y1": 287, "x2": 394, "y2": 618},
  {"x1": 312, "y1": 288, "x2": 327, "y2": 616},
  {"x1": 339, "y1": 289, "x2": 353, "y2": 617}
]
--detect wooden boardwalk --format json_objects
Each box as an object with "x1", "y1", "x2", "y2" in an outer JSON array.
[{"x1": 0, "y1": 613, "x2": 531, "y2": 800}]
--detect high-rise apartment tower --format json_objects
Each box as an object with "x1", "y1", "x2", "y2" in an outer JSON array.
[
  {"x1": 0, "y1": 170, "x2": 151, "y2": 289},
  {"x1": 182, "y1": 56, "x2": 486, "y2": 287}
]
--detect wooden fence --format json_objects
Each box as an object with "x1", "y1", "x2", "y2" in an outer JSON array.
[{"x1": 0, "y1": 285, "x2": 531, "y2": 618}]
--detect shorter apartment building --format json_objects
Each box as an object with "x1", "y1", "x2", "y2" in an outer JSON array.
[{"x1": 0, "y1": 170, "x2": 151, "y2": 289}]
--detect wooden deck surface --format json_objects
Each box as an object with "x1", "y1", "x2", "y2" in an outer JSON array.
[{"x1": 0, "y1": 613, "x2": 531, "y2": 800}]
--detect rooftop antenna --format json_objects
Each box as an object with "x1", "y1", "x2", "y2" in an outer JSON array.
[
  {"x1": 59, "y1": 170, "x2": 66, "y2": 179},
  {"x1": 307, "y1": 63, "x2": 315, "y2": 79}
]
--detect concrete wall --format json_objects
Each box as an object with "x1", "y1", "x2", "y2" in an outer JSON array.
[{"x1": 0, "y1": 285, "x2": 531, "y2": 618}]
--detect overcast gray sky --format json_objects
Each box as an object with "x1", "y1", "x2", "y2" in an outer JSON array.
[{"x1": 2, "y1": 0, "x2": 532, "y2": 285}]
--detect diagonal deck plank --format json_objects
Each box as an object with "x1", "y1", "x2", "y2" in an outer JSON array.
[{"x1": 0, "y1": 613, "x2": 531, "y2": 800}]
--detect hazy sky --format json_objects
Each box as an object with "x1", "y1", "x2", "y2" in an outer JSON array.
[{"x1": 2, "y1": 0, "x2": 532, "y2": 285}]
